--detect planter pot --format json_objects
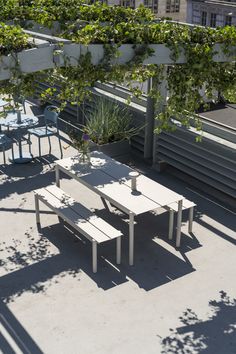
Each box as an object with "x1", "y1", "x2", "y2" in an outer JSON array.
[
  {"x1": 0, "y1": 55, "x2": 14, "y2": 80},
  {"x1": 80, "y1": 43, "x2": 236, "y2": 66},
  {"x1": 63, "y1": 43, "x2": 81, "y2": 66},
  {"x1": 81, "y1": 44, "x2": 104, "y2": 65},
  {"x1": 18, "y1": 46, "x2": 55, "y2": 73},
  {"x1": 0, "y1": 46, "x2": 55, "y2": 80},
  {"x1": 90, "y1": 139, "x2": 130, "y2": 158},
  {"x1": 113, "y1": 44, "x2": 135, "y2": 64}
]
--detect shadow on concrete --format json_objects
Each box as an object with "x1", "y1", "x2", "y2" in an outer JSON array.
[
  {"x1": 94, "y1": 208, "x2": 197, "y2": 290},
  {"x1": 161, "y1": 291, "x2": 236, "y2": 354},
  {"x1": 0, "y1": 205, "x2": 197, "y2": 302},
  {"x1": 197, "y1": 218, "x2": 236, "y2": 246},
  {"x1": 0, "y1": 155, "x2": 71, "y2": 200},
  {"x1": 0, "y1": 221, "x2": 128, "y2": 304},
  {"x1": 0, "y1": 302, "x2": 44, "y2": 354},
  {"x1": 128, "y1": 158, "x2": 236, "y2": 242}
]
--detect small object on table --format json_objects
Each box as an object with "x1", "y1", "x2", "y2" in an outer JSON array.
[{"x1": 129, "y1": 171, "x2": 140, "y2": 192}]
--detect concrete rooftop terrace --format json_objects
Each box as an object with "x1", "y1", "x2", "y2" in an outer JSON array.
[{"x1": 0, "y1": 101, "x2": 236, "y2": 354}]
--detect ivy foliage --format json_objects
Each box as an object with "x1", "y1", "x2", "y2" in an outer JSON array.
[
  {"x1": 0, "y1": 1, "x2": 236, "y2": 133},
  {"x1": 0, "y1": 23, "x2": 30, "y2": 55}
]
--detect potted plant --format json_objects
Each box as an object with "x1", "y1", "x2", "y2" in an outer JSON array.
[
  {"x1": 84, "y1": 96, "x2": 141, "y2": 158},
  {"x1": 66, "y1": 129, "x2": 91, "y2": 164}
]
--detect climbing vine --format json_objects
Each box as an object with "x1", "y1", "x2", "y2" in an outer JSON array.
[{"x1": 0, "y1": 2, "x2": 236, "y2": 133}]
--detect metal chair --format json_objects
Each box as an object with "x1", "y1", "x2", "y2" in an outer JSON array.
[
  {"x1": 0, "y1": 133, "x2": 14, "y2": 164},
  {"x1": 0, "y1": 98, "x2": 9, "y2": 132},
  {"x1": 28, "y1": 105, "x2": 63, "y2": 158}
]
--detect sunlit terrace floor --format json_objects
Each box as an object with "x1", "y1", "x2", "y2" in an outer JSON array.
[{"x1": 0, "y1": 100, "x2": 236, "y2": 354}]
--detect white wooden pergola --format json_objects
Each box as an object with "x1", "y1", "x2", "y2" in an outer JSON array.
[
  {"x1": 0, "y1": 29, "x2": 235, "y2": 81},
  {"x1": 1, "y1": 28, "x2": 235, "y2": 161}
]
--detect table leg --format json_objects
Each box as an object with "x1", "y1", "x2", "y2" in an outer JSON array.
[
  {"x1": 129, "y1": 212, "x2": 135, "y2": 266},
  {"x1": 116, "y1": 236, "x2": 121, "y2": 264},
  {"x1": 55, "y1": 165, "x2": 60, "y2": 187},
  {"x1": 9, "y1": 129, "x2": 33, "y2": 163},
  {"x1": 18, "y1": 134, "x2": 23, "y2": 159},
  {"x1": 168, "y1": 209, "x2": 174, "y2": 240},
  {"x1": 176, "y1": 199, "x2": 183, "y2": 248},
  {"x1": 188, "y1": 207, "x2": 194, "y2": 233},
  {"x1": 35, "y1": 195, "x2": 40, "y2": 224},
  {"x1": 92, "y1": 239, "x2": 97, "y2": 273}
]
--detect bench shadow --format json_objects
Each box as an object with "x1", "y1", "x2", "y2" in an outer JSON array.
[
  {"x1": 41, "y1": 222, "x2": 128, "y2": 289},
  {"x1": 0, "y1": 221, "x2": 128, "y2": 304},
  {"x1": 93, "y1": 208, "x2": 197, "y2": 291}
]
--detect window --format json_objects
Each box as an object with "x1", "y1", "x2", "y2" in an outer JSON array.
[
  {"x1": 166, "y1": 0, "x2": 180, "y2": 13},
  {"x1": 201, "y1": 11, "x2": 207, "y2": 26},
  {"x1": 210, "y1": 13, "x2": 217, "y2": 27},
  {"x1": 120, "y1": 0, "x2": 135, "y2": 8},
  {"x1": 144, "y1": 0, "x2": 158, "y2": 14},
  {"x1": 225, "y1": 15, "x2": 232, "y2": 26}
]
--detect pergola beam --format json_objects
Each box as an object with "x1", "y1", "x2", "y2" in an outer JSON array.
[{"x1": 0, "y1": 30, "x2": 235, "y2": 81}]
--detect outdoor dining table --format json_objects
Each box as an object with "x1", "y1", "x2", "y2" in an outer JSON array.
[
  {"x1": 55, "y1": 151, "x2": 184, "y2": 265},
  {"x1": 0, "y1": 111, "x2": 38, "y2": 163}
]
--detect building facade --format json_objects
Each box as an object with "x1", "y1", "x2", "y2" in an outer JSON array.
[
  {"x1": 106, "y1": 0, "x2": 188, "y2": 22},
  {"x1": 186, "y1": 0, "x2": 236, "y2": 26}
]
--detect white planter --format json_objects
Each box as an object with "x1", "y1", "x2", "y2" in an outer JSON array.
[
  {"x1": 113, "y1": 44, "x2": 135, "y2": 64},
  {"x1": 18, "y1": 46, "x2": 55, "y2": 73},
  {"x1": 62, "y1": 43, "x2": 81, "y2": 66},
  {"x1": 213, "y1": 43, "x2": 236, "y2": 62},
  {"x1": 81, "y1": 44, "x2": 104, "y2": 65},
  {"x1": 0, "y1": 46, "x2": 55, "y2": 80},
  {"x1": 144, "y1": 44, "x2": 185, "y2": 64},
  {"x1": 0, "y1": 55, "x2": 14, "y2": 80},
  {"x1": 112, "y1": 44, "x2": 185, "y2": 65},
  {"x1": 0, "y1": 41, "x2": 235, "y2": 81}
]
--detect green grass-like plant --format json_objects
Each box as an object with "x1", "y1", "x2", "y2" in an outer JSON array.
[{"x1": 85, "y1": 97, "x2": 141, "y2": 145}]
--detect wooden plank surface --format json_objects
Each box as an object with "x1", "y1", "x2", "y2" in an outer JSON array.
[
  {"x1": 168, "y1": 199, "x2": 196, "y2": 212},
  {"x1": 56, "y1": 152, "x2": 183, "y2": 214},
  {"x1": 46, "y1": 185, "x2": 122, "y2": 239},
  {"x1": 35, "y1": 187, "x2": 111, "y2": 243},
  {"x1": 56, "y1": 159, "x2": 160, "y2": 215}
]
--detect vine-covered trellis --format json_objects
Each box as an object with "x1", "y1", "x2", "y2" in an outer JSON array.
[{"x1": 0, "y1": 0, "x2": 236, "y2": 134}]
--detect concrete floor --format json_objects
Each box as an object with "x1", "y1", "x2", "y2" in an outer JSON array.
[{"x1": 0, "y1": 101, "x2": 236, "y2": 354}]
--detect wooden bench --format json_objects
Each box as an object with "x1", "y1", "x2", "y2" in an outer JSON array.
[
  {"x1": 34, "y1": 185, "x2": 123, "y2": 273},
  {"x1": 166, "y1": 199, "x2": 196, "y2": 247}
]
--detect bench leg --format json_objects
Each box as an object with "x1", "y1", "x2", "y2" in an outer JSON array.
[
  {"x1": 168, "y1": 209, "x2": 174, "y2": 240},
  {"x1": 129, "y1": 212, "x2": 135, "y2": 266},
  {"x1": 35, "y1": 195, "x2": 40, "y2": 224},
  {"x1": 3, "y1": 146, "x2": 6, "y2": 164},
  {"x1": 92, "y1": 239, "x2": 97, "y2": 273},
  {"x1": 55, "y1": 165, "x2": 60, "y2": 187},
  {"x1": 116, "y1": 236, "x2": 121, "y2": 264},
  {"x1": 38, "y1": 138, "x2": 42, "y2": 157},
  {"x1": 176, "y1": 199, "x2": 183, "y2": 248},
  {"x1": 188, "y1": 207, "x2": 194, "y2": 233}
]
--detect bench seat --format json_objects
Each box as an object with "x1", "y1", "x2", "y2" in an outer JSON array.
[{"x1": 34, "y1": 185, "x2": 123, "y2": 272}]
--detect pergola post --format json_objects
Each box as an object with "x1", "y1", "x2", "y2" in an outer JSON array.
[
  {"x1": 144, "y1": 77, "x2": 155, "y2": 160},
  {"x1": 152, "y1": 66, "x2": 168, "y2": 170}
]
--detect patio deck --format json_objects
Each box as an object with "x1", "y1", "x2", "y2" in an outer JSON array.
[{"x1": 0, "y1": 101, "x2": 236, "y2": 354}]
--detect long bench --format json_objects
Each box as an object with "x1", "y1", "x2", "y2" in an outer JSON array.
[
  {"x1": 34, "y1": 185, "x2": 123, "y2": 273},
  {"x1": 166, "y1": 199, "x2": 196, "y2": 247}
]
